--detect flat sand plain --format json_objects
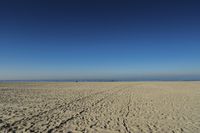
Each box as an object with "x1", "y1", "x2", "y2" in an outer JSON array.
[{"x1": 0, "y1": 82, "x2": 200, "y2": 133}]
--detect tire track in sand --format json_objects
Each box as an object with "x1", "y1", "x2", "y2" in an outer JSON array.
[
  {"x1": 118, "y1": 89, "x2": 132, "y2": 133},
  {"x1": 47, "y1": 88, "x2": 124, "y2": 133},
  {"x1": 0, "y1": 89, "x2": 109, "y2": 132}
]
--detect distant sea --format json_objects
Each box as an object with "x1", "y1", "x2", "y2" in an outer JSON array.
[{"x1": 0, "y1": 79, "x2": 199, "y2": 83}]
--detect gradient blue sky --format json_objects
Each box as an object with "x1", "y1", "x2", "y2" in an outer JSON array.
[{"x1": 0, "y1": 0, "x2": 200, "y2": 80}]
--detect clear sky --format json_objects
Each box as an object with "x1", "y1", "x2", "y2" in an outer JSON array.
[{"x1": 0, "y1": 0, "x2": 200, "y2": 80}]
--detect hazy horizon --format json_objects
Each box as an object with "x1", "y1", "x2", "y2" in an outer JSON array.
[
  {"x1": 0, "y1": 0, "x2": 200, "y2": 80},
  {"x1": 1, "y1": 72, "x2": 200, "y2": 81}
]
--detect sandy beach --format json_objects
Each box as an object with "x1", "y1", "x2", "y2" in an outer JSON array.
[{"x1": 0, "y1": 82, "x2": 200, "y2": 133}]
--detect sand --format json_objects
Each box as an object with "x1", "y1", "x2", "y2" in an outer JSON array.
[{"x1": 0, "y1": 82, "x2": 200, "y2": 133}]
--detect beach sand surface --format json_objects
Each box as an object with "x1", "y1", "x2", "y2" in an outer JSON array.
[{"x1": 0, "y1": 82, "x2": 200, "y2": 133}]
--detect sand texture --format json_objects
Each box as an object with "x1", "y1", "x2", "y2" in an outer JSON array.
[{"x1": 0, "y1": 82, "x2": 200, "y2": 133}]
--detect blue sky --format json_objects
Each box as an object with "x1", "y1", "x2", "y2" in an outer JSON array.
[{"x1": 0, "y1": 0, "x2": 200, "y2": 80}]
